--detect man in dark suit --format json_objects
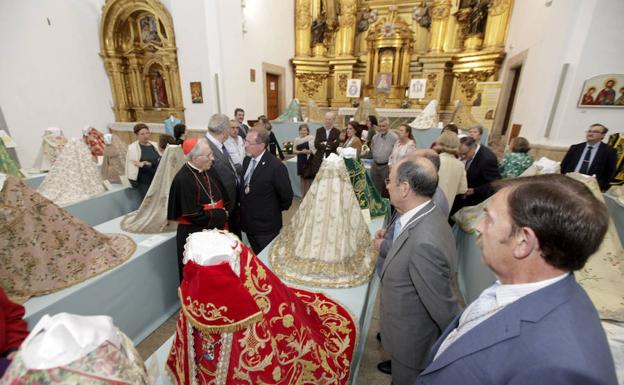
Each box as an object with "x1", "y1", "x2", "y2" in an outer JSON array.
[
  {"x1": 309, "y1": 112, "x2": 340, "y2": 177},
  {"x1": 235, "y1": 108, "x2": 249, "y2": 139},
  {"x1": 240, "y1": 127, "x2": 293, "y2": 254},
  {"x1": 451, "y1": 136, "x2": 500, "y2": 216},
  {"x1": 416, "y1": 174, "x2": 616, "y2": 385},
  {"x1": 379, "y1": 157, "x2": 460, "y2": 385},
  {"x1": 205, "y1": 113, "x2": 241, "y2": 236},
  {"x1": 560, "y1": 123, "x2": 617, "y2": 191}
]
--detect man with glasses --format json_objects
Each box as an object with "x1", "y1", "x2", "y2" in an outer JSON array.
[
  {"x1": 239, "y1": 127, "x2": 293, "y2": 254},
  {"x1": 560, "y1": 123, "x2": 617, "y2": 191}
]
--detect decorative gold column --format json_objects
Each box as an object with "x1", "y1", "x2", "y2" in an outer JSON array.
[
  {"x1": 295, "y1": 0, "x2": 312, "y2": 57},
  {"x1": 104, "y1": 56, "x2": 131, "y2": 121},
  {"x1": 450, "y1": 51, "x2": 504, "y2": 105},
  {"x1": 335, "y1": 0, "x2": 357, "y2": 57},
  {"x1": 483, "y1": 0, "x2": 512, "y2": 50},
  {"x1": 442, "y1": 7, "x2": 462, "y2": 53},
  {"x1": 429, "y1": 0, "x2": 451, "y2": 53}
]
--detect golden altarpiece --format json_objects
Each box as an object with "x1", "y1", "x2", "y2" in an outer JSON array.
[
  {"x1": 100, "y1": 0, "x2": 184, "y2": 123},
  {"x1": 292, "y1": 0, "x2": 512, "y2": 112}
]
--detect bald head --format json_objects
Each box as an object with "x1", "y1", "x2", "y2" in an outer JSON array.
[
  {"x1": 395, "y1": 157, "x2": 438, "y2": 198},
  {"x1": 323, "y1": 112, "x2": 335, "y2": 129},
  {"x1": 407, "y1": 148, "x2": 440, "y2": 172}
]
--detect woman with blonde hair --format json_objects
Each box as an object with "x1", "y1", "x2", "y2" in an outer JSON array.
[
  {"x1": 388, "y1": 124, "x2": 416, "y2": 167},
  {"x1": 434, "y1": 131, "x2": 467, "y2": 208}
]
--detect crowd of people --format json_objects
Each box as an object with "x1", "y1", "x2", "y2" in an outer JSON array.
[{"x1": 3, "y1": 107, "x2": 617, "y2": 382}]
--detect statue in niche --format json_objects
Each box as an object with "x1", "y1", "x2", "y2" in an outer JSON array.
[
  {"x1": 468, "y1": 0, "x2": 489, "y2": 35},
  {"x1": 311, "y1": 16, "x2": 327, "y2": 45},
  {"x1": 139, "y1": 15, "x2": 161, "y2": 44},
  {"x1": 150, "y1": 71, "x2": 169, "y2": 107},
  {"x1": 412, "y1": 4, "x2": 431, "y2": 29}
]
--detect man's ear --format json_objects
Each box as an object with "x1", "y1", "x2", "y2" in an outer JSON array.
[{"x1": 513, "y1": 226, "x2": 539, "y2": 260}]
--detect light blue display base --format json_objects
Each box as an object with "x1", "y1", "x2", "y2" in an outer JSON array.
[
  {"x1": 146, "y1": 218, "x2": 384, "y2": 385},
  {"x1": 24, "y1": 215, "x2": 180, "y2": 345}
]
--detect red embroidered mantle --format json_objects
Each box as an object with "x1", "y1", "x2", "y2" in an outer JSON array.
[{"x1": 166, "y1": 242, "x2": 357, "y2": 385}]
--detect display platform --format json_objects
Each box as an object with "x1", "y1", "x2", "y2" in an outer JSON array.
[
  {"x1": 64, "y1": 183, "x2": 141, "y2": 226},
  {"x1": 24, "y1": 215, "x2": 180, "y2": 345},
  {"x1": 145, "y1": 218, "x2": 384, "y2": 385},
  {"x1": 23, "y1": 172, "x2": 46, "y2": 188}
]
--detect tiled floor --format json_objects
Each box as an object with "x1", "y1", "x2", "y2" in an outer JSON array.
[{"x1": 136, "y1": 196, "x2": 393, "y2": 384}]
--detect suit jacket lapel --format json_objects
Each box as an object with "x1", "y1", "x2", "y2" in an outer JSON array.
[
  {"x1": 421, "y1": 275, "x2": 577, "y2": 376},
  {"x1": 380, "y1": 201, "x2": 436, "y2": 278},
  {"x1": 249, "y1": 151, "x2": 271, "y2": 184}
]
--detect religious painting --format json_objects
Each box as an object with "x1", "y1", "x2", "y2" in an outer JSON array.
[
  {"x1": 190, "y1": 82, "x2": 203, "y2": 104},
  {"x1": 346, "y1": 79, "x2": 361, "y2": 98},
  {"x1": 375, "y1": 72, "x2": 392, "y2": 94},
  {"x1": 471, "y1": 82, "x2": 501, "y2": 131},
  {"x1": 139, "y1": 15, "x2": 161, "y2": 45},
  {"x1": 578, "y1": 74, "x2": 624, "y2": 108},
  {"x1": 150, "y1": 69, "x2": 169, "y2": 107},
  {"x1": 408, "y1": 79, "x2": 426, "y2": 99}
]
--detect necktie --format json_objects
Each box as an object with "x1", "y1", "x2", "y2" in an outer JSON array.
[
  {"x1": 465, "y1": 157, "x2": 473, "y2": 170},
  {"x1": 434, "y1": 283, "x2": 501, "y2": 360},
  {"x1": 392, "y1": 218, "x2": 402, "y2": 241},
  {"x1": 222, "y1": 144, "x2": 237, "y2": 172},
  {"x1": 244, "y1": 159, "x2": 257, "y2": 187},
  {"x1": 579, "y1": 145, "x2": 594, "y2": 174}
]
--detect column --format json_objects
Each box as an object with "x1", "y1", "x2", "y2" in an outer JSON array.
[
  {"x1": 335, "y1": 0, "x2": 357, "y2": 57},
  {"x1": 295, "y1": 0, "x2": 312, "y2": 57},
  {"x1": 483, "y1": 0, "x2": 512, "y2": 50},
  {"x1": 428, "y1": 0, "x2": 451, "y2": 53}
]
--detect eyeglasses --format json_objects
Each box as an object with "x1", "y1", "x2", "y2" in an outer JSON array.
[
  {"x1": 245, "y1": 140, "x2": 261, "y2": 145},
  {"x1": 586, "y1": 130, "x2": 604, "y2": 134},
  {"x1": 385, "y1": 178, "x2": 391, "y2": 185}
]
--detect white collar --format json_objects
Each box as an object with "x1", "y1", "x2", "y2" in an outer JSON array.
[
  {"x1": 251, "y1": 150, "x2": 266, "y2": 163},
  {"x1": 187, "y1": 161, "x2": 203, "y2": 172},
  {"x1": 493, "y1": 273, "x2": 569, "y2": 307},
  {"x1": 399, "y1": 199, "x2": 432, "y2": 230},
  {"x1": 205, "y1": 131, "x2": 223, "y2": 150}
]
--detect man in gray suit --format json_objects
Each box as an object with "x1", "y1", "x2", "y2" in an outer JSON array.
[
  {"x1": 379, "y1": 157, "x2": 460, "y2": 385},
  {"x1": 205, "y1": 113, "x2": 241, "y2": 236}
]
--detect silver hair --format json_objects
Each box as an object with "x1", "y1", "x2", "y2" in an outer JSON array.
[
  {"x1": 187, "y1": 138, "x2": 209, "y2": 160},
  {"x1": 207, "y1": 113, "x2": 230, "y2": 134},
  {"x1": 469, "y1": 124, "x2": 483, "y2": 135},
  {"x1": 378, "y1": 116, "x2": 390, "y2": 124}
]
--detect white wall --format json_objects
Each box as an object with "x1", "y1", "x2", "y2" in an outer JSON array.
[
  {"x1": 502, "y1": 0, "x2": 624, "y2": 147},
  {"x1": 0, "y1": 0, "x2": 294, "y2": 167},
  {"x1": 0, "y1": 0, "x2": 113, "y2": 168}
]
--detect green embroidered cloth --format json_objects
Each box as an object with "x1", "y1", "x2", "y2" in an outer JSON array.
[
  {"x1": 344, "y1": 157, "x2": 389, "y2": 218},
  {"x1": 0, "y1": 139, "x2": 23, "y2": 178}
]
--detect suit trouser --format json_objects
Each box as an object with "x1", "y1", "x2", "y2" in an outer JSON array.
[
  {"x1": 247, "y1": 232, "x2": 279, "y2": 255},
  {"x1": 392, "y1": 358, "x2": 421, "y2": 385},
  {"x1": 371, "y1": 163, "x2": 390, "y2": 198}
]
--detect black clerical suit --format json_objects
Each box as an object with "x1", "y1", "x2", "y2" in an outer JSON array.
[
  {"x1": 240, "y1": 151, "x2": 293, "y2": 254},
  {"x1": 308, "y1": 127, "x2": 340, "y2": 178},
  {"x1": 167, "y1": 164, "x2": 230, "y2": 282}
]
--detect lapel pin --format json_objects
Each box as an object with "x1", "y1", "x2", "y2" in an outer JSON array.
[{"x1": 262, "y1": 161, "x2": 266, "y2": 165}]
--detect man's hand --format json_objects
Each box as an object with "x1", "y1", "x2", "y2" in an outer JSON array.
[
  {"x1": 373, "y1": 238, "x2": 384, "y2": 252},
  {"x1": 465, "y1": 188, "x2": 474, "y2": 196},
  {"x1": 375, "y1": 229, "x2": 386, "y2": 239}
]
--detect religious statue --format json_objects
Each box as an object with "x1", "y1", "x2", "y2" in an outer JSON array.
[
  {"x1": 151, "y1": 71, "x2": 169, "y2": 107},
  {"x1": 412, "y1": 4, "x2": 431, "y2": 29},
  {"x1": 468, "y1": 0, "x2": 489, "y2": 35},
  {"x1": 311, "y1": 17, "x2": 327, "y2": 45}
]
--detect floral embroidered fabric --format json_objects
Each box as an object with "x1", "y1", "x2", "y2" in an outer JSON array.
[
  {"x1": 101, "y1": 135, "x2": 127, "y2": 183},
  {"x1": 0, "y1": 138, "x2": 23, "y2": 178},
  {"x1": 343, "y1": 157, "x2": 389, "y2": 218},
  {"x1": 166, "y1": 236, "x2": 357, "y2": 385},
  {"x1": 270, "y1": 156, "x2": 377, "y2": 288},
  {"x1": 409, "y1": 99, "x2": 439, "y2": 130},
  {"x1": 38, "y1": 138, "x2": 105, "y2": 206},
  {"x1": 0, "y1": 329, "x2": 150, "y2": 385},
  {"x1": 32, "y1": 130, "x2": 67, "y2": 172},
  {"x1": 0, "y1": 176, "x2": 136, "y2": 303},
  {"x1": 84, "y1": 128, "x2": 105, "y2": 160},
  {"x1": 121, "y1": 145, "x2": 185, "y2": 233}
]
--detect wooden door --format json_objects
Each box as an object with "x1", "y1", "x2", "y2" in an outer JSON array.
[{"x1": 266, "y1": 73, "x2": 279, "y2": 119}]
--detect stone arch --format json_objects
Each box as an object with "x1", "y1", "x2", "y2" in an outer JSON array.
[{"x1": 100, "y1": 0, "x2": 184, "y2": 122}]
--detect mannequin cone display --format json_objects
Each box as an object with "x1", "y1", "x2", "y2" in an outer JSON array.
[
  {"x1": 38, "y1": 138, "x2": 106, "y2": 206},
  {"x1": 166, "y1": 230, "x2": 357, "y2": 385},
  {"x1": 0, "y1": 176, "x2": 135, "y2": 303},
  {"x1": 270, "y1": 154, "x2": 377, "y2": 288},
  {"x1": 121, "y1": 144, "x2": 185, "y2": 233}
]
